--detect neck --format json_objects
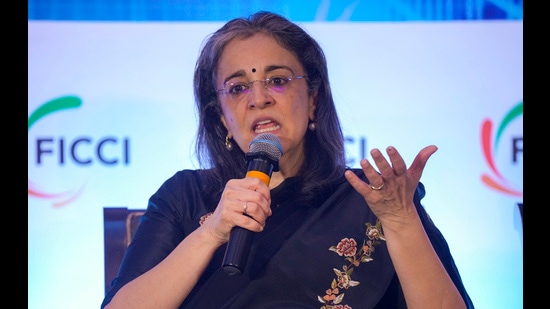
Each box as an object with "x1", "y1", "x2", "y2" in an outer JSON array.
[
  {"x1": 269, "y1": 159, "x2": 304, "y2": 189},
  {"x1": 269, "y1": 172, "x2": 284, "y2": 189}
]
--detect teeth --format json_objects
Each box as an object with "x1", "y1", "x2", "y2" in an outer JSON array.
[{"x1": 255, "y1": 124, "x2": 280, "y2": 133}]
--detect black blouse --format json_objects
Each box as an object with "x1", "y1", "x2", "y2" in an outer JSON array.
[{"x1": 102, "y1": 169, "x2": 474, "y2": 309}]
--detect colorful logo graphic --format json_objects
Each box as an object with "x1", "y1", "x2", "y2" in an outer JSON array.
[
  {"x1": 28, "y1": 96, "x2": 86, "y2": 207},
  {"x1": 480, "y1": 101, "x2": 523, "y2": 197}
]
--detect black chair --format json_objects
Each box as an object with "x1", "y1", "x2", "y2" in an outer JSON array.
[{"x1": 103, "y1": 207, "x2": 145, "y2": 294}]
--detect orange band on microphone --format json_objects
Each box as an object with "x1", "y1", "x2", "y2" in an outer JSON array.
[{"x1": 246, "y1": 170, "x2": 270, "y2": 185}]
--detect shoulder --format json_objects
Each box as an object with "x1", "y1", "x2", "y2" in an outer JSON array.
[
  {"x1": 345, "y1": 167, "x2": 367, "y2": 181},
  {"x1": 149, "y1": 169, "x2": 215, "y2": 205},
  {"x1": 161, "y1": 169, "x2": 213, "y2": 188},
  {"x1": 346, "y1": 167, "x2": 365, "y2": 175},
  {"x1": 147, "y1": 169, "x2": 216, "y2": 219}
]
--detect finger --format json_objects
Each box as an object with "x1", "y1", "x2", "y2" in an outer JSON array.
[
  {"x1": 240, "y1": 200, "x2": 270, "y2": 220},
  {"x1": 242, "y1": 200, "x2": 250, "y2": 215},
  {"x1": 344, "y1": 169, "x2": 371, "y2": 196},
  {"x1": 358, "y1": 158, "x2": 385, "y2": 189},
  {"x1": 243, "y1": 177, "x2": 271, "y2": 196},
  {"x1": 234, "y1": 198, "x2": 269, "y2": 231},
  {"x1": 233, "y1": 209, "x2": 265, "y2": 232},
  {"x1": 238, "y1": 189, "x2": 273, "y2": 221},
  {"x1": 408, "y1": 145, "x2": 438, "y2": 182},
  {"x1": 385, "y1": 146, "x2": 407, "y2": 176},
  {"x1": 370, "y1": 148, "x2": 393, "y2": 178}
]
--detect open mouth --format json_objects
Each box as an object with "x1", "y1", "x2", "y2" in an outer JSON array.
[{"x1": 254, "y1": 119, "x2": 280, "y2": 133}]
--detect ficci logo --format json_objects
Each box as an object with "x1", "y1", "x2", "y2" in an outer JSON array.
[
  {"x1": 480, "y1": 101, "x2": 523, "y2": 197},
  {"x1": 28, "y1": 96, "x2": 85, "y2": 206},
  {"x1": 28, "y1": 95, "x2": 131, "y2": 207}
]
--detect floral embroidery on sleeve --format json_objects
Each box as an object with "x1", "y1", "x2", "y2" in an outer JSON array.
[{"x1": 318, "y1": 219, "x2": 385, "y2": 309}]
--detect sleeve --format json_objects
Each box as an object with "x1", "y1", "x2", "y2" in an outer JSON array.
[
  {"x1": 100, "y1": 170, "x2": 201, "y2": 308},
  {"x1": 414, "y1": 182, "x2": 475, "y2": 309}
]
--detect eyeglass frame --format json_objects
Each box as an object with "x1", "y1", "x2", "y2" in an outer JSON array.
[{"x1": 216, "y1": 75, "x2": 308, "y2": 98}]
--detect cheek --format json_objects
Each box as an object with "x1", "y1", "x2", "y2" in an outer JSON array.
[
  {"x1": 225, "y1": 116, "x2": 241, "y2": 135},
  {"x1": 290, "y1": 94, "x2": 314, "y2": 121},
  {"x1": 225, "y1": 115, "x2": 235, "y2": 126},
  {"x1": 221, "y1": 106, "x2": 246, "y2": 137},
  {"x1": 221, "y1": 105, "x2": 237, "y2": 126}
]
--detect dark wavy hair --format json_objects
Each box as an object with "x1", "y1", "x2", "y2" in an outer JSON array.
[{"x1": 193, "y1": 11, "x2": 346, "y2": 203}]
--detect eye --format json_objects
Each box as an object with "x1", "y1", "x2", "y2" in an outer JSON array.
[
  {"x1": 228, "y1": 82, "x2": 250, "y2": 95},
  {"x1": 267, "y1": 76, "x2": 290, "y2": 87}
]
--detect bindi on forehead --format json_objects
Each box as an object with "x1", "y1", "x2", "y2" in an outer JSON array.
[{"x1": 252, "y1": 68, "x2": 256, "y2": 73}]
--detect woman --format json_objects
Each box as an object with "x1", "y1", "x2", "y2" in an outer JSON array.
[{"x1": 102, "y1": 11, "x2": 474, "y2": 309}]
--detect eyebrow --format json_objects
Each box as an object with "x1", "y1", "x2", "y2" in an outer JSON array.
[{"x1": 222, "y1": 65, "x2": 296, "y2": 84}]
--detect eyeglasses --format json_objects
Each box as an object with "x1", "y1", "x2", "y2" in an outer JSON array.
[{"x1": 217, "y1": 75, "x2": 307, "y2": 101}]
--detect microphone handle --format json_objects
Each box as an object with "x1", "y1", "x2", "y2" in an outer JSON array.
[
  {"x1": 222, "y1": 226, "x2": 255, "y2": 275},
  {"x1": 222, "y1": 157, "x2": 274, "y2": 275}
]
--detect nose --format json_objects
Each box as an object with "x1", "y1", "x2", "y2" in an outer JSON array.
[
  {"x1": 251, "y1": 79, "x2": 268, "y2": 90},
  {"x1": 248, "y1": 80, "x2": 272, "y2": 108}
]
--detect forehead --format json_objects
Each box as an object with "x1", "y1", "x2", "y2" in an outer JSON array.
[{"x1": 217, "y1": 33, "x2": 303, "y2": 80}]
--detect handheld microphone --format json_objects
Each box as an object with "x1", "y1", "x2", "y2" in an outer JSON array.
[{"x1": 222, "y1": 133, "x2": 283, "y2": 275}]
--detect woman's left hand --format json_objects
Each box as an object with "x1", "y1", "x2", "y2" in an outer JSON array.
[{"x1": 344, "y1": 145, "x2": 438, "y2": 229}]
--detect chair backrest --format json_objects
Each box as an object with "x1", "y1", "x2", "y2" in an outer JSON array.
[{"x1": 103, "y1": 207, "x2": 145, "y2": 294}]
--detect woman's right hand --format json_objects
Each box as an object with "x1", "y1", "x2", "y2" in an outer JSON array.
[{"x1": 199, "y1": 177, "x2": 273, "y2": 245}]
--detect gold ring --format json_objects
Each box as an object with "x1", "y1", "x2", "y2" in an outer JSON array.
[
  {"x1": 243, "y1": 201, "x2": 248, "y2": 212},
  {"x1": 370, "y1": 184, "x2": 384, "y2": 190}
]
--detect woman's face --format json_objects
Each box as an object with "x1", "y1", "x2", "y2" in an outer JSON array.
[{"x1": 217, "y1": 33, "x2": 316, "y2": 172}]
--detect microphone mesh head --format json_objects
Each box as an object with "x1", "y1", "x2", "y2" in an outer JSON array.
[{"x1": 249, "y1": 133, "x2": 283, "y2": 162}]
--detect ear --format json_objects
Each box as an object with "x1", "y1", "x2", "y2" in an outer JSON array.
[
  {"x1": 308, "y1": 91, "x2": 318, "y2": 120},
  {"x1": 220, "y1": 114, "x2": 232, "y2": 138}
]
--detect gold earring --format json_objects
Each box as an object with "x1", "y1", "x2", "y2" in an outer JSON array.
[{"x1": 225, "y1": 135, "x2": 233, "y2": 151}]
